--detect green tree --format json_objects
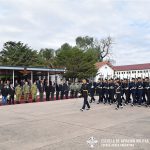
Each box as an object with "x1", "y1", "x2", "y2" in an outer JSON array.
[
  {"x1": 76, "y1": 36, "x2": 113, "y2": 61},
  {"x1": 55, "y1": 44, "x2": 97, "y2": 80},
  {"x1": 0, "y1": 41, "x2": 38, "y2": 66},
  {"x1": 38, "y1": 48, "x2": 55, "y2": 68}
]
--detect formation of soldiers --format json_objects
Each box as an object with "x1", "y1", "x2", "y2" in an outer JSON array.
[
  {"x1": 80, "y1": 77, "x2": 150, "y2": 111},
  {"x1": 85, "y1": 77, "x2": 150, "y2": 110},
  {"x1": 0, "y1": 77, "x2": 150, "y2": 110}
]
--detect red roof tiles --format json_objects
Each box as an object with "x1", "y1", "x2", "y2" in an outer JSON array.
[
  {"x1": 95, "y1": 61, "x2": 113, "y2": 69},
  {"x1": 96, "y1": 62, "x2": 150, "y2": 71},
  {"x1": 113, "y1": 63, "x2": 150, "y2": 71}
]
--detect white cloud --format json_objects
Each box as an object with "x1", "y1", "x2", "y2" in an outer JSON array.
[{"x1": 0, "y1": 0, "x2": 150, "y2": 65}]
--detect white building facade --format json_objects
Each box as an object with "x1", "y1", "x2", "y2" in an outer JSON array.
[{"x1": 95, "y1": 62, "x2": 150, "y2": 81}]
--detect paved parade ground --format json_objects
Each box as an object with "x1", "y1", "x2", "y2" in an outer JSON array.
[{"x1": 0, "y1": 98, "x2": 150, "y2": 150}]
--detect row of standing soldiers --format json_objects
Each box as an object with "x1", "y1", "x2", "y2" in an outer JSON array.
[
  {"x1": 0, "y1": 80, "x2": 83, "y2": 105},
  {"x1": 80, "y1": 77, "x2": 150, "y2": 111},
  {"x1": 87, "y1": 77, "x2": 150, "y2": 109}
]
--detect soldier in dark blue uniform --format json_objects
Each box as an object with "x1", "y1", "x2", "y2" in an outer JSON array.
[
  {"x1": 103, "y1": 79, "x2": 109, "y2": 104},
  {"x1": 136, "y1": 77, "x2": 143, "y2": 106},
  {"x1": 145, "y1": 77, "x2": 150, "y2": 107},
  {"x1": 96, "y1": 79, "x2": 103, "y2": 104},
  {"x1": 115, "y1": 81, "x2": 123, "y2": 110},
  {"x1": 124, "y1": 79, "x2": 131, "y2": 104},
  {"x1": 130, "y1": 78, "x2": 137, "y2": 106},
  {"x1": 108, "y1": 79, "x2": 115, "y2": 105},
  {"x1": 80, "y1": 79, "x2": 90, "y2": 111},
  {"x1": 89, "y1": 81, "x2": 96, "y2": 103},
  {"x1": 142, "y1": 78, "x2": 147, "y2": 103}
]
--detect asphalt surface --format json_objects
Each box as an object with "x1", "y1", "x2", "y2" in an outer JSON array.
[{"x1": 0, "y1": 97, "x2": 150, "y2": 150}]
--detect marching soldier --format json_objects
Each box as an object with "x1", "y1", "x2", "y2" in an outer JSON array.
[
  {"x1": 130, "y1": 78, "x2": 137, "y2": 106},
  {"x1": 23, "y1": 82, "x2": 30, "y2": 103},
  {"x1": 136, "y1": 77, "x2": 143, "y2": 106},
  {"x1": 80, "y1": 79, "x2": 90, "y2": 111},
  {"x1": 97, "y1": 79, "x2": 103, "y2": 104},
  {"x1": 124, "y1": 79, "x2": 131, "y2": 104},
  {"x1": 15, "y1": 84, "x2": 22, "y2": 104},
  {"x1": 103, "y1": 79, "x2": 109, "y2": 104},
  {"x1": 145, "y1": 77, "x2": 150, "y2": 107},
  {"x1": 89, "y1": 81, "x2": 96, "y2": 103},
  {"x1": 31, "y1": 81, "x2": 37, "y2": 102},
  {"x1": 108, "y1": 79, "x2": 115, "y2": 105},
  {"x1": 115, "y1": 81, "x2": 123, "y2": 110}
]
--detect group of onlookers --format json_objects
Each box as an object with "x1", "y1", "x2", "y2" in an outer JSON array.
[{"x1": 0, "y1": 79, "x2": 83, "y2": 105}]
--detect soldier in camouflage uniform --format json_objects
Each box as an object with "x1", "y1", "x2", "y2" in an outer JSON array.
[
  {"x1": 15, "y1": 84, "x2": 22, "y2": 103},
  {"x1": 31, "y1": 81, "x2": 37, "y2": 102},
  {"x1": 23, "y1": 82, "x2": 30, "y2": 103}
]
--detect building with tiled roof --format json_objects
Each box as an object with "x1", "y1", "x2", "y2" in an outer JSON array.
[{"x1": 95, "y1": 62, "x2": 150, "y2": 81}]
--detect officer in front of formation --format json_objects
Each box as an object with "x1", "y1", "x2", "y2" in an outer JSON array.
[{"x1": 80, "y1": 79, "x2": 90, "y2": 111}]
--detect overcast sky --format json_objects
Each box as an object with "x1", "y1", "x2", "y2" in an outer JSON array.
[{"x1": 0, "y1": 0, "x2": 150, "y2": 65}]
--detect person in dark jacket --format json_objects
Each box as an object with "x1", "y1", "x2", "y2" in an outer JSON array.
[
  {"x1": 8, "y1": 84, "x2": 15, "y2": 104},
  {"x1": 50, "y1": 82, "x2": 55, "y2": 101},
  {"x1": 1, "y1": 84, "x2": 9, "y2": 105},
  {"x1": 45, "y1": 83, "x2": 51, "y2": 101},
  {"x1": 56, "y1": 83, "x2": 60, "y2": 100},
  {"x1": 80, "y1": 79, "x2": 90, "y2": 111},
  {"x1": 38, "y1": 81, "x2": 44, "y2": 101},
  {"x1": 63, "y1": 82, "x2": 69, "y2": 99},
  {"x1": 115, "y1": 81, "x2": 123, "y2": 110}
]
